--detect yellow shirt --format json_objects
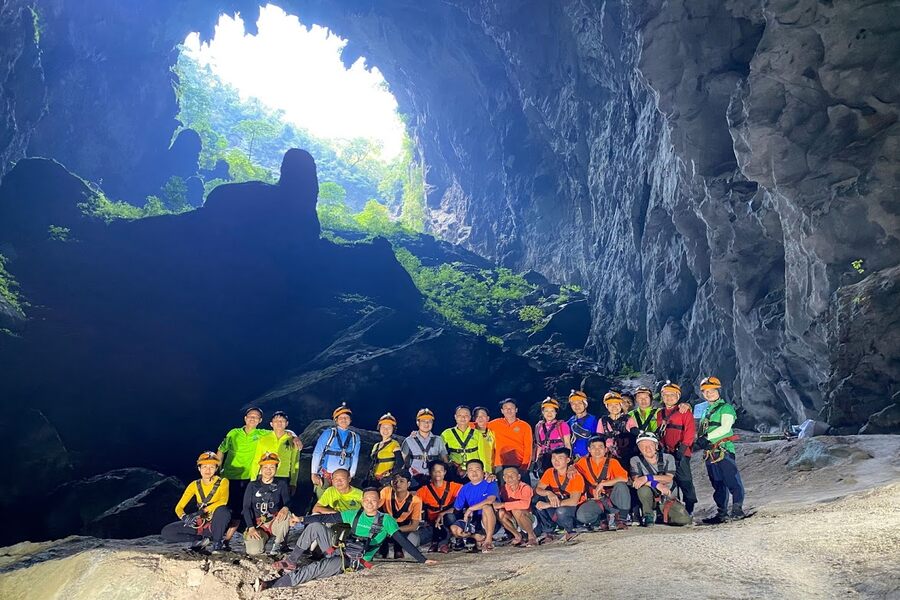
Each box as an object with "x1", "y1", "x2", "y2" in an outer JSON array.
[
  {"x1": 371, "y1": 439, "x2": 402, "y2": 477},
  {"x1": 475, "y1": 427, "x2": 495, "y2": 472},
  {"x1": 441, "y1": 427, "x2": 481, "y2": 468},
  {"x1": 250, "y1": 431, "x2": 300, "y2": 486},
  {"x1": 174, "y1": 476, "x2": 229, "y2": 518},
  {"x1": 318, "y1": 486, "x2": 363, "y2": 512}
]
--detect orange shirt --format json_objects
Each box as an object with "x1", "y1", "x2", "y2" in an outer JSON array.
[
  {"x1": 500, "y1": 482, "x2": 533, "y2": 511},
  {"x1": 416, "y1": 480, "x2": 462, "y2": 523},
  {"x1": 488, "y1": 418, "x2": 533, "y2": 469},
  {"x1": 574, "y1": 456, "x2": 628, "y2": 498},
  {"x1": 538, "y1": 467, "x2": 585, "y2": 501},
  {"x1": 380, "y1": 487, "x2": 422, "y2": 526}
]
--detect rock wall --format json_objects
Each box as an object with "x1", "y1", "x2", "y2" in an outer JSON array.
[{"x1": 0, "y1": 0, "x2": 897, "y2": 431}]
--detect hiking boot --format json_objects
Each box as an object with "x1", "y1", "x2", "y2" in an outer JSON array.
[
  {"x1": 607, "y1": 514, "x2": 618, "y2": 531},
  {"x1": 641, "y1": 515, "x2": 655, "y2": 527},
  {"x1": 393, "y1": 547, "x2": 405, "y2": 560},
  {"x1": 702, "y1": 512, "x2": 729, "y2": 525},
  {"x1": 730, "y1": 505, "x2": 746, "y2": 520}
]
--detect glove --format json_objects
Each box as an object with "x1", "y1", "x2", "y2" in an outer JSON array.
[{"x1": 695, "y1": 437, "x2": 711, "y2": 450}]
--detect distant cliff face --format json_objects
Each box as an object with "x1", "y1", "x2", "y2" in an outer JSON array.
[{"x1": 1, "y1": 0, "x2": 897, "y2": 431}]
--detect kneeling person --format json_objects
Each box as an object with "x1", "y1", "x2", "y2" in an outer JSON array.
[
  {"x1": 535, "y1": 447, "x2": 584, "y2": 541},
  {"x1": 494, "y1": 467, "x2": 538, "y2": 547},
  {"x1": 449, "y1": 459, "x2": 499, "y2": 552},
  {"x1": 416, "y1": 461, "x2": 462, "y2": 553},
  {"x1": 161, "y1": 451, "x2": 232, "y2": 552},
  {"x1": 630, "y1": 432, "x2": 690, "y2": 526},
  {"x1": 575, "y1": 436, "x2": 630, "y2": 530},
  {"x1": 257, "y1": 488, "x2": 436, "y2": 590},
  {"x1": 379, "y1": 472, "x2": 425, "y2": 558},
  {"x1": 312, "y1": 469, "x2": 363, "y2": 513},
  {"x1": 243, "y1": 452, "x2": 292, "y2": 556}
]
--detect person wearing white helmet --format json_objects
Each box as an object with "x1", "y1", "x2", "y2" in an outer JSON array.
[{"x1": 629, "y1": 432, "x2": 690, "y2": 527}]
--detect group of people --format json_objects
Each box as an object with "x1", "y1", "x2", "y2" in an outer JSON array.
[{"x1": 161, "y1": 376, "x2": 747, "y2": 591}]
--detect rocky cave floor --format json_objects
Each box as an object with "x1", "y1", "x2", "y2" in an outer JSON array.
[{"x1": 1, "y1": 435, "x2": 898, "y2": 600}]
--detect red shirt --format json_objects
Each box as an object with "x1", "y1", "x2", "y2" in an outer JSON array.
[{"x1": 655, "y1": 406, "x2": 696, "y2": 457}]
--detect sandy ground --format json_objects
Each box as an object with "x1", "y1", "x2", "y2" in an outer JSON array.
[{"x1": 2, "y1": 435, "x2": 899, "y2": 600}]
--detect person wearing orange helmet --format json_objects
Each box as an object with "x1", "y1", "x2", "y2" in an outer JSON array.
[
  {"x1": 161, "y1": 451, "x2": 232, "y2": 553},
  {"x1": 597, "y1": 391, "x2": 634, "y2": 463},
  {"x1": 655, "y1": 381, "x2": 698, "y2": 515},
  {"x1": 566, "y1": 390, "x2": 598, "y2": 459},
  {"x1": 243, "y1": 452, "x2": 292, "y2": 556},
  {"x1": 402, "y1": 408, "x2": 449, "y2": 488},
  {"x1": 533, "y1": 397, "x2": 572, "y2": 477},
  {"x1": 368, "y1": 413, "x2": 402, "y2": 487},
  {"x1": 697, "y1": 376, "x2": 746, "y2": 523},
  {"x1": 311, "y1": 403, "x2": 361, "y2": 495}
]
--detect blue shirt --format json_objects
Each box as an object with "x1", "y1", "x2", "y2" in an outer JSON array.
[
  {"x1": 693, "y1": 402, "x2": 709, "y2": 420},
  {"x1": 311, "y1": 427, "x2": 361, "y2": 478},
  {"x1": 453, "y1": 479, "x2": 499, "y2": 510},
  {"x1": 568, "y1": 414, "x2": 599, "y2": 458}
]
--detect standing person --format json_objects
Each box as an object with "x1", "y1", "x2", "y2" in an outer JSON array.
[
  {"x1": 488, "y1": 398, "x2": 533, "y2": 475},
  {"x1": 493, "y1": 466, "x2": 538, "y2": 547},
  {"x1": 441, "y1": 405, "x2": 481, "y2": 482},
  {"x1": 217, "y1": 407, "x2": 269, "y2": 545},
  {"x1": 629, "y1": 432, "x2": 690, "y2": 527},
  {"x1": 533, "y1": 397, "x2": 572, "y2": 479},
  {"x1": 534, "y1": 447, "x2": 584, "y2": 542},
  {"x1": 472, "y1": 406, "x2": 495, "y2": 473},
  {"x1": 311, "y1": 403, "x2": 361, "y2": 496},
  {"x1": 626, "y1": 387, "x2": 659, "y2": 436},
  {"x1": 161, "y1": 451, "x2": 232, "y2": 552},
  {"x1": 250, "y1": 411, "x2": 301, "y2": 496},
  {"x1": 368, "y1": 413, "x2": 402, "y2": 487},
  {"x1": 655, "y1": 381, "x2": 698, "y2": 515},
  {"x1": 575, "y1": 436, "x2": 630, "y2": 530},
  {"x1": 416, "y1": 461, "x2": 462, "y2": 553},
  {"x1": 242, "y1": 452, "x2": 292, "y2": 556},
  {"x1": 567, "y1": 390, "x2": 598, "y2": 459},
  {"x1": 696, "y1": 376, "x2": 746, "y2": 524},
  {"x1": 402, "y1": 408, "x2": 449, "y2": 488},
  {"x1": 597, "y1": 392, "x2": 634, "y2": 464},
  {"x1": 255, "y1": 488, "x2": 436, "y2": 591},
  {"x1": 448, "y1": 459, "x2": 499, "y2": 552},
  {"x1": 379, "y1": 472, "x2": 425, "y2": 558},
  {"x1": 312, "y1": 469, "x2": 363, "y2": 513}
]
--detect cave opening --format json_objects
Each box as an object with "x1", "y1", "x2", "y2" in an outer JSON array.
[{"x1": 176, "y1": 4, "x2": 427, "y2": 233}]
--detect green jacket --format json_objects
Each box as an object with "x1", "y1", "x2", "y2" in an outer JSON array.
[{"x1": 701, "y1": 400, "x2": 737, "y2": 453}]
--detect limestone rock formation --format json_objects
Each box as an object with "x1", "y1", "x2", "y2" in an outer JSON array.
[{"x1": 0, "y1": 1, "x2": 897, "y2": 436}]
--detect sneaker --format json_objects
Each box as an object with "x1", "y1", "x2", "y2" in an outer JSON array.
[
  {"x1": 221, "y1": 540, "x2": 232, "y2": 552},
  {"x1": 189, "y1": 538, "x2": 211, "y2": 552},
  {"x1": 641, "y1": 515, "x2": 655, "y2": 527},
  {"x1": 608, "y1": 514, "x2": 618, "y2": 531},
  {"x1": 393, "y1": 547, "x2": 404, "y2": 560},
  {"x1": 211, "y1": 541, "x2": 227, "y2": 554},
  {"x1": 730, "y1": 505, "x2": 746, "y2": 520},
  {"x1": 702, "y1": 513, "x2": 729, "y2": 525}
]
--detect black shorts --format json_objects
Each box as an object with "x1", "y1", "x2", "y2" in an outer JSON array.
[{"x1": 226, "y1": 479, "x2": 249, "y2": 520}]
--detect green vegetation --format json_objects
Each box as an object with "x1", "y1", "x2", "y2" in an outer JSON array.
[
  {"x1": 518, "y1": 305, "x2": 546, "y2": 332},
  {"x1": 558, "y1": 284, "x2": 582, "y2": 303},
  {"x1": 393, "y1": 247, "x2": 538, "y2": 342},
  {"x1": 77, "y1": 177, "x2": 195, "y2": 224},
  {"x1": 47, "y1": 225, "x2": 71, "y2": 242},
  {"x1": 0, "y1": 254, "x2": 26, "y2": 317},
  {"x1": 618, "y1": 364, "x2": 641, "y2": 379},
  {"x1": 28, "y1": 5, "x2": 43, "y2": 44},
  {"x1": 851, "y1": 259, "x2": 865, "y2": 275},
  {"x1": 173, "y1": 52, "x2": 427, "y2": 231}
]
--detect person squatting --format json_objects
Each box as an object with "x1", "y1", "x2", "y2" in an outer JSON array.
[{"x1": 160, "y1": 376, "x2": 745, "y2": 590}]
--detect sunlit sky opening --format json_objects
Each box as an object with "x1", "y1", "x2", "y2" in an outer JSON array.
[{"x1": 183, "y1": 4, "x2": 405, "y2": 160}]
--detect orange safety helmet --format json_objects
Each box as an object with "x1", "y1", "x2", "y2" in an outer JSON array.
[
  {"x1": 377, "y1": 412, "x2": 397, "y2": 427},
  {"x1": 416, "y1": 408, "x2": 435, "y2": 421},
  {"x1": 700, "y1": 376, "x2": 722, "y2": 391},
  {"x1": 603, "y1": 391, "x2": 624, "y2": 405},
  {"x1": 196, "y1": 451, "x2": 219, "y2": 466},
  {"x1": 258, "y1": 452, "x2": 280, "y2": 466},
  {"x1": 541, "y1": 397, "x2": 560, "y2": 410},
  {"x1": 332, "y1": 403, "x2": 352, "y2": 419},
  {"x1": 660, "y1": 381, "x2": 682, "y2": 396}
]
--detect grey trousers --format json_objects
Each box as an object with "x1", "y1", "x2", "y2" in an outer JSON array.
[
  {"x1": 273, "y1": 523, "x2": 345, "y2": 588},
  {"x1": 244, "y1": 517, "x2": 291, "y2": 555},
  {"x1": 575, "y1": 482, "x2": 631, "y2": 525}
]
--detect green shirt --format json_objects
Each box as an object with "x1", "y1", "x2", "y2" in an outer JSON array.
[
  {"x1": 318, "y1": 486, "x2": 363, "y2": 512},
  {"x1": 218, "y1": 427, "x2": 269, "y2": 480},
  {"x1": 628, "y1": 407, "x2": 659, "y2": 433},
  {"x1": 441, "y1": 427, "x2": 481, "y2": 468},
  {"x1": 339, "y1": 509, "x2": 399, "y2": 561},
  {"x1": 701, "y1": 400, "x2": 737, "y2": 453},
  {"x1": 250, "y1": 431, "x2": 300, "y2": 486}
]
